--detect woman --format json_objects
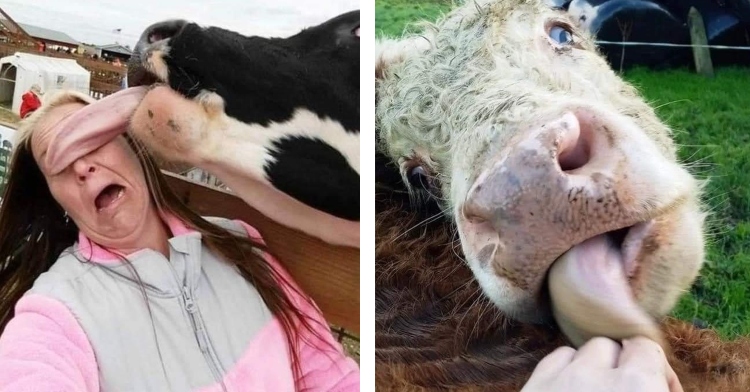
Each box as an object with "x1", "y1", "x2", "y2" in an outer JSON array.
[
  {"x1": 0, "y1": 89, "x2": 359, "y2": 391},
  {"x1": 19, "y1": 84, "x2": 42, "y2": 119}
]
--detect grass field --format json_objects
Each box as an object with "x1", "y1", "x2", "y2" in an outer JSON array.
[{"x1": 376, "y1": 0, "x2": 750, "y2": 339}]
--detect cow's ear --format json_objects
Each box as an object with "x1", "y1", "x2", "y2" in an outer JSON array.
[
  {"x1": 333, "y1": 11, "x2": 359, "y2": 45},
  {"x1": 375, "y1": 37, "x2": 431, "y2": 81}
]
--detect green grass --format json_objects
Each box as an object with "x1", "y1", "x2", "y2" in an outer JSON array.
[
  {"x1": 376, "y1": 0, "x2": 453, "y2": 37},
  {"x1": 628, "y1": 67, "x2": 750, "y2": 338},
  {"x1": 377, "y1": 0, "x2": 750, "y2": 339}
]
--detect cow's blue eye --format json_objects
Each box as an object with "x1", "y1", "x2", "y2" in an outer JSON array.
[{"x1": 549, "y1": 25, "x2": 574, "y2": 45}]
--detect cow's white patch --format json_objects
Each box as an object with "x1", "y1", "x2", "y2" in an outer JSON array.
[
  {"x1": 195, "y1": 90, "x2": 226, "y2": 118},
  {"x1": 263, "y1": 110, "x2": 360, "y2": 173},
  {"x1": 147, "y1": 42, "x2": 171, "y2": 82},
  {"x1": 567, "y1": 0, "x2": 598, "y2": 31},
  {"x1": 202, "y1": 108, "x2": 359, "y2": 180},
  {"x1": 190, "y1": 107, "x2": 360, "y2": 247}
]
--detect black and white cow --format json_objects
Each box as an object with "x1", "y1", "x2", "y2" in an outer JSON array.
[{"x1": 126, "y1": 10, "x2": 360, "y2": 248}]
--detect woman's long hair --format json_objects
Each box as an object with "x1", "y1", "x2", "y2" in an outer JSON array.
[{"x1": 0, "y1": 90, "x2": 325, "y2": 389}]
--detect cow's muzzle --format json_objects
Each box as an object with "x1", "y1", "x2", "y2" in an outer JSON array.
[{"x1": 128, "y1": 19, "x2": 189, "y2": 87}]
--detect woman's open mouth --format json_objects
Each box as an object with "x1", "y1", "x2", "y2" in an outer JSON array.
[{"x1": 95, "y1": 184, "x2": 126, "y2": 212}]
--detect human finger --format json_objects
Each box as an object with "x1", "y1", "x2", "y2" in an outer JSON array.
[
  {"x1": 619, "y1": 337, "x2": 685, "y2": 392},
  {"x1": 521, "y1": 346, "x2": 577, "y2": 392},
  {"x1": 664, "y1": 358, "x2": 685, "y2": 392},
  {"x1": 617, "y1": 336, "x2": 667, "y2": 371},
  {"x1": 532, "y1": 346, "x2": 577, "y2": 375},
  {"x1": 571, "y1": 336, "x2": 621, "y2": 368}
]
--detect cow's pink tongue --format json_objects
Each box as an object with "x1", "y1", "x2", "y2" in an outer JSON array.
[
  {"x1": 45, "y1": 86, "x2": 149, "y2": 175},
  {"x1": 548, "y1": 234, "x2": 663, "y2": 348}
]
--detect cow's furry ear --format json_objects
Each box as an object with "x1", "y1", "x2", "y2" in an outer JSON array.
[
  {"x1": 375, "y1": 37, "x2": 431, "y2": 80},
  {"x1": 333, "y1": 10, "x2": 359, "y2": 45}
]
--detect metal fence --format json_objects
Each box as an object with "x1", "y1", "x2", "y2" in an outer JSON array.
[{"x1": 595, "y1": 40, "x2": 750, "y2": 51}]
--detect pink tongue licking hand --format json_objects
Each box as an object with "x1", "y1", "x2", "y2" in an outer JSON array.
[
  {"x1": 548, "y1": 234, "x2": 664, "y2": 348},
  {"x1": 45, "y1": 86, "x2": 149, "y2": 175}
]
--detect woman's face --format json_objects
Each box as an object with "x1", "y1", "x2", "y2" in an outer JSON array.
[{"x1": 30, "y1": 102, "x2": 155, "y2": 249}]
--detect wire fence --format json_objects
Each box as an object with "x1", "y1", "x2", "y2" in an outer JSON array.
[{"x1": 594, "y1": 40, "x2": 750, "y2": 50}]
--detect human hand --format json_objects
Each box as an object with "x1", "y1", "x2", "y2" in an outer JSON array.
[{"x1": 520, "y1": 336, "x2": 683, "y2": 392}]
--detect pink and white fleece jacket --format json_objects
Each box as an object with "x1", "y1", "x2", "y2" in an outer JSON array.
[{"x1": 0, "y1": 215, "x2": 359, "y2": 391}]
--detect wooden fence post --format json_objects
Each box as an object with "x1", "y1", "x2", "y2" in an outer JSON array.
[{"x1": 688, "y1": 7, "x2": 714, "y2": 77}]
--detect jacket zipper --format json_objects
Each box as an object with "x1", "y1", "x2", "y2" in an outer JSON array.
[
  {"x1": 165, "y1": 257, "x2": 226, "y2": 390},
  {"x1": 182, "y1": 285, "x2": 226, "y2": 388}
]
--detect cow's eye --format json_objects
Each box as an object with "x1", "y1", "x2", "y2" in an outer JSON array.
[
  {"x1": 549, "y1": 25, "x2": 574, "y2": 45},
  {"x1": 407, "y1": 165, "x2": 431, "y2": 189}
]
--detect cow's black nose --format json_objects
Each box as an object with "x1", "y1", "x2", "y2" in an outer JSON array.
[
  {"x1": 129, "y1": 19, "x2": 189, "y2": 86},
  {"x1": 136, "y1": 19, "x2": 188, "y2": 48}
]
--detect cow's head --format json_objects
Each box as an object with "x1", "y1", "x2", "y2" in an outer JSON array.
[
  {"x1": 376, "y1": 0, "x2": 705, "y2": 338},
  {"x1": 124, "y1": 11, "x2": 360, "y2": 247}
]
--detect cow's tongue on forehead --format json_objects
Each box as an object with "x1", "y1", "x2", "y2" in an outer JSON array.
[
  {"x1": 547, "y1": 234, "x2": 664, "y2": 348},
  {"x1": 45, "y1": 86, "x2": 149, "y2": 175}
]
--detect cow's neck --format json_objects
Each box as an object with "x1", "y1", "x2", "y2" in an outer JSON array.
[{"x1": 202, "y1": 161, "x2": 360, "y2": 248}]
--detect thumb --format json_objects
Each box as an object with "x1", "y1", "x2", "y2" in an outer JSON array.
[
  {"x1": 619, "y1": 337, "x2": 684, "y2": 392},
  {"x1": 664, "y1": 359, "x2": 684, "y2": 392}
]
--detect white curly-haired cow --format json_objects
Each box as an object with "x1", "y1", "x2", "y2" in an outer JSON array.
[{"x1": 376, "y1": 0, "x2": 706, "y2": 344}]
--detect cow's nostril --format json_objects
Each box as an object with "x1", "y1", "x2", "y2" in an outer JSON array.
[
  {"x1": 463, "y1": 183, "x2": 494, "y2": 224},
  {"x1": 558, "y1": 136, "x2": 590, "y2": 171},
  {"x1": 148, "y1": 33, "x2": 165, "y2": 44},
  {"x1": 139, "y1": 19, "x2": 189, "y2": 46},
  {"x1": 557, "y1": 113, "x2": 591, "y2": 172}
]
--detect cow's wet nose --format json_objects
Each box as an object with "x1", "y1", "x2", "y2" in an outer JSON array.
[
  {"x1": 136, "y1": 20, "x2": 188, "y2": 49},
  {"x1": 463, "y1": 111, "x2": 613, "y2": 230}
]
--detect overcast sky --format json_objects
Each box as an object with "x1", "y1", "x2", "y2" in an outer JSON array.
[{"x1": 0, "y1": 0, "x2": 359, "y2": 48}]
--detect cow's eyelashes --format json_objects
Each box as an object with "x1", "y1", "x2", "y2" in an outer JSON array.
[
  {"x1": 399, "y1": 154, "x2": 439, "y2": 195},
  {"x1": 546, "y1": 22, "x2": 580, "y2": 49},
  {"x1": 407, "y1": 165, "x2": 432, "y2": 189}
]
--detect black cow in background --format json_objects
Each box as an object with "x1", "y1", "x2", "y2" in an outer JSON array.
[{"x1": 557, "y1": 0, "x2": 750, "y2": 69}]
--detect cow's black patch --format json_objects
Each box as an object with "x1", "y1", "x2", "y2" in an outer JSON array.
[{"x1": 265, "y1": 137, "x2": 359, "y2": 221}]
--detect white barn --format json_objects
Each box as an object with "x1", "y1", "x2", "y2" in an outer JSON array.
[{"x1": 0, "y1": 52, "x2": 90, "y2": 115}]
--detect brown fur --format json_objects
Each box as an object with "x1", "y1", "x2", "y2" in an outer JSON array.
[{"x1": 375, "y1": 185, "x2": 750, "y2": 391}]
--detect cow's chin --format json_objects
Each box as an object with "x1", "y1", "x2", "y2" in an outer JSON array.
[{"x1": 456, "y1": 202, "x2": 706, "y2": 325}]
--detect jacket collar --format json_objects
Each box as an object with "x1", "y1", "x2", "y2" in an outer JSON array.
[{"x1": 75, "y1": 211, "x2": 197, "y2": 264}]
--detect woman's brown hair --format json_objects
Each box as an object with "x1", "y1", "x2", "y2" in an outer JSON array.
[{"x1": 0, "y1": 90, "x2": 326, "y2": 389}]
